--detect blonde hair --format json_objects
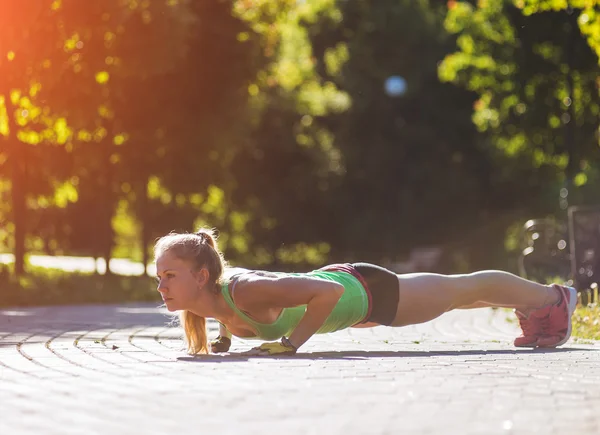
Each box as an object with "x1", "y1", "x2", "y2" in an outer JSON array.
[{"x1": 154, "y1": 227, "x2": 228, "y2": 355}]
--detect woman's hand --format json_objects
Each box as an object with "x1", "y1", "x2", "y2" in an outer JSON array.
[
  {"x1": 210, "y1": 335, "x2": 232, "y2": 353},
  {"x1": 242, "y1": 338, "x2": 297, "y2": 356},
  {"x1": 210, "y1": 322, "x2": 232, "y2": 353}
]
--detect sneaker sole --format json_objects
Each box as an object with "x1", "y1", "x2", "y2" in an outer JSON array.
[
  {"x1": 539, "y1": 286, "x2": 577, "y2": 348},
  {"x1": 514, "y1": 341, "x2": 538, "y2": 348}
]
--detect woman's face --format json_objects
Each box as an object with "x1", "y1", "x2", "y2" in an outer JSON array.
[{"x1": 155, "y1": 250, "x2": 211, "y2": 312}]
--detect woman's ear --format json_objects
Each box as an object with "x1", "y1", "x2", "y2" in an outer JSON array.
[{"x1": 194, "y1": 268, "x2": 210, "y2": 288}]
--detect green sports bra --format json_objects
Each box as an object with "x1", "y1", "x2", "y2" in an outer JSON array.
[{"x1": 220, "y1": 269, "x2": 369, "y2": 341}]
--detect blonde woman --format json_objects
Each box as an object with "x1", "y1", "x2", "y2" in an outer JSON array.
[{"x1": 154, "y1": 228, "x2": 577, "y2": 356}]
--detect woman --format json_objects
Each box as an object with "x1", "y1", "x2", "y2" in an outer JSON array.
[{"x1": 154, "y1": 228, "x2": 577, "y2": 356}]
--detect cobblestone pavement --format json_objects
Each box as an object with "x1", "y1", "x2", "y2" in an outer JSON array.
[{"x1": 0, "y1": 304, "x2": 598, "y2": 435}]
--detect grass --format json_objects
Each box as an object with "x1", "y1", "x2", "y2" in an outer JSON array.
[
  {"x1": 572, "y1": 304, "x2": 600, "y2": 341},
  {"x1": 572, "y1": 285, "x2": 599, "y2": 341},
  {"x1": 0, "y1": 263, "x2": 160, "y2": 308}
]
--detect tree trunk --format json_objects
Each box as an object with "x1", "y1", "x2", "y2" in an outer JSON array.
[
  {"x1": 102, "y1": 135, "x2": 114, "y2": 277},
  {"x1": 7, "y1": 102, "x2": 26, "y2": 277},
  {"x1": 140, "y1": 172, "x2": 149, "y2": 277},
  {"x1": 563, "y1": 12, "x2": 578, "y2": 208}
]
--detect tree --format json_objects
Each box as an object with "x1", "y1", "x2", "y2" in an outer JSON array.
[
  {"x1": 0, "y1": 1, "x2": 79, "y2": 276},
  {"x1": 226, "y1": 0, "x2": 353, "y2": 268},
  {"x1": 439, "y1": 0, "x2": 600, "y2": 215},
  {"x1": 228, "y1": 0, "x2": 520, "y2": 270},
  {"x1": 123, "y1": 0, "x2": 266, "y2": 270},
  {"x1": 31, "y1": 0, "x2": 193, "y2": 274},
  {"x1": 315, "y1": 0, "x2": 493, "y2": 261}
]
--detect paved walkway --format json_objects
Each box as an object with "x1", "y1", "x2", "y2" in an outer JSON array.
[{"x1": 0, "y1": 304, "x2": 598, "y2": 435}]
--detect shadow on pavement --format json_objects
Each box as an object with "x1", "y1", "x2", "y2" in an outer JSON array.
[{"x1": 177, "y1": 346, "x2": 598, "y2": 362}]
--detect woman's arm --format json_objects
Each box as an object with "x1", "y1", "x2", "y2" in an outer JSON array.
[
  {"x1": 219, "y1": 322, "x2": 232, "y2": 340},
  {"x1": 286, "y1": 281, "x2": 344, "y2": 349},
  {"x1": 236, "y1": 274, "x2": 345, "y2": 350}
]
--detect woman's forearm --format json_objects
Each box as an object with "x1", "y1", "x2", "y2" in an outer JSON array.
[
  {"x1": 287, "y1": 284, "x2": 344, "y2": 349},
  {"x1": 219, "y1": 322, "x2": 232, "y2": 339}
]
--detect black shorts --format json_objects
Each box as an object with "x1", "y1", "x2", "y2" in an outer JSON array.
[
  {"x1": 352, "y1": 263, "x2": 399, "y2": 326},
  {"x1": 319, "y1": 262, "x2": 399, "y2": 326}
]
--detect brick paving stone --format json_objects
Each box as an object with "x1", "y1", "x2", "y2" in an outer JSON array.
[{"x1": 0, "y1": 303, "x2": 598, "y2": 434}]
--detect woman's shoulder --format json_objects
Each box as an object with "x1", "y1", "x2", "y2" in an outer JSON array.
[
  {"x1": 223, "y1": 268, "x2": 283, "y2": 296},
  {"x1": 222, "y1": 266, "x2": 251, "y2": 281},
  {"x1": 224, "y1": 269, "x2": 280, "y2": 310},
  {"x1": 223, "y1": 267, "x2": 279, "y2": 280},
  {"x1": 233, "y1": 269, "x2": 283, "y2": 286}
]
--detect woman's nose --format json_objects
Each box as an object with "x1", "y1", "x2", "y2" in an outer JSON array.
[{"x1": 156, "y1": 280, "x2": 168, "y2": 293}]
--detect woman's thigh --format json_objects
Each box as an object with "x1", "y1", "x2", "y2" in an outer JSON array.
[{"x1": 390, "y1": 273, "x2": 477, "y2": 327}]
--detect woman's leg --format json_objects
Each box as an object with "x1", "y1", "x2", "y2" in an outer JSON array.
[{"x1": 389, "y1": 271, "x2": 559, "y2": 327}]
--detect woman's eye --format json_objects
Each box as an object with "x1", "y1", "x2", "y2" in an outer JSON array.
[{"x1": 155, "y1": 274, "x2": 174, "y2": 284}]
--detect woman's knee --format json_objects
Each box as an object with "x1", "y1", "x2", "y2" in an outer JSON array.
[{"x1": 445, "y1": 274, "x2": 489, "y2": 309}]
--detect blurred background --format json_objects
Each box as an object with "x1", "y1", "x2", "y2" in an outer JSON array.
[{"x1": 1, "y1": 0, "x2": 599, "y2": 307}]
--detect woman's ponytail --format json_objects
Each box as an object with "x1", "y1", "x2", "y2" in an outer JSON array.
[{"x1": 180, "y1": 310, "x2": 208, "y2": 355}]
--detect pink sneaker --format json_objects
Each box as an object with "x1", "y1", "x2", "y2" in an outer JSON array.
[
  {"x1": 514, "y1": 310, "x2": 540, "y2": 347},
  {"x1": 533, "y1": 285, "x2": 578, "y2": 348}
]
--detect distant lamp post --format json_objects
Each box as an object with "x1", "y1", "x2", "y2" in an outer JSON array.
[{"x1": 384, "y1": 75, "x2": 407, "y2": 97}]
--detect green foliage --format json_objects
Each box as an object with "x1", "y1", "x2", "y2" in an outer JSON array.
[
  {"x1": 519, "y1": 1, "x2": 600, "y2": 61},
  {"x1": 439, "y1": 0, "x2": 600, "y2": 259},
  {"x1": 285, "y1": 0, "x2": 519, "y2": 264},
  {"x1": 220, "y1": 0, "x2": 354, "y2": 267},
  {"x1": 573, "y1": 303, "x2": 600, "y2": 340},
  {"x1": 440, "y1": 1, "x2": 599, "y2": 172},
  {"x1": 0, "y1": 263, "x2": 159, "y2": 308}
]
